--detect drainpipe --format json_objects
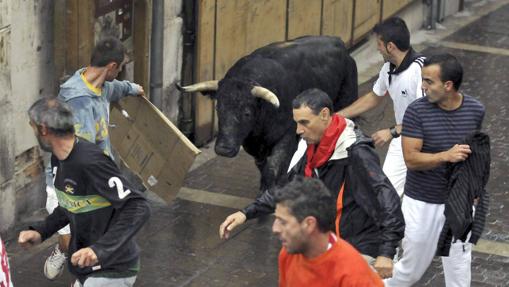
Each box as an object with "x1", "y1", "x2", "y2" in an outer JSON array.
[
  {"x1": 150, "y1": 0, "x2": 164, "y2": 109},
  {"x1": 438, "y1": 0, "x2": 446, "y2": 22},
  {"x1": 179, "y1": 0, "x2": 196, "y2": 139}
]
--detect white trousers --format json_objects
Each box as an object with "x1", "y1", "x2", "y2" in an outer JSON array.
[
  {"x1": 384, "y1": 196, "x2": 472, "y2": 287},
  {"x1": 383, "y1": 137, "x2": 407, "y2": 198},
  {"x1": 73, "y1": 276, "x2": 137, "y2": 287},
  {"x1": 46, "y1": 185, "x2": 71, "y2": 235}
]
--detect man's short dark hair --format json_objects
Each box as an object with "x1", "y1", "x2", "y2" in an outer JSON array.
[
  {"x1": 292, "y1": 88, "x2": 333, "y2": 115},
  {"x1": 274, "y1": 176, "x2": 335, "y2": 233},
  {"x1": 424, "y1": 53, "x2": 463, "y2": 91},
  {"x1": 90, "y1": 37, "x2": 126, "y2": 67},
  {"x1": 28, "y1": 98, "x2": 75, "y2": 136},
  {"x1": 373, "y1": 17, "x2": 410, "y2": 51}
]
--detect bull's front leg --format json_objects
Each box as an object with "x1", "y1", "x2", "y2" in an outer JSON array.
[{"x1": 259, "y1": 132, "x2": 298, "y2": 191}]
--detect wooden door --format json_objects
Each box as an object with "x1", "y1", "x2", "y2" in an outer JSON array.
[{"x1": 193, "y1": 0, "x2": 415, "y2": 145}]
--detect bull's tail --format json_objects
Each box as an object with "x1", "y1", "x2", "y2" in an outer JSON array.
[{"x1": 334, "y1": 55, "x2": 358, "y2": 112}]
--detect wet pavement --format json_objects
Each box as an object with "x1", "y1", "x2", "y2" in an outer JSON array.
[
  {"x1": 446, "y1": 3, "x2": 509, "y2": 50},
  {"x1": 4, "y1": 2, "x2": 509, "y2": 286}
]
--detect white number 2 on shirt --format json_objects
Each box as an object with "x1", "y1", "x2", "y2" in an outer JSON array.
[{"x1": 108, "y1": 177, "x2": 131, "y2": 199}]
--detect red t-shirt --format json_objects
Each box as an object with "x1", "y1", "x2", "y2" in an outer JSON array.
[
  {"x1": 279, "y1": 234, "x2": 383, "y2": 287},
  {"x1": 0, "y1": 236, "x2": 12, "y2": 287}
]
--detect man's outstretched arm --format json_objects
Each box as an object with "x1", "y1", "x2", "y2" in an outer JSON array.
[{"x1": 219, "y1": 188, "x2": 276, "y2": 239}]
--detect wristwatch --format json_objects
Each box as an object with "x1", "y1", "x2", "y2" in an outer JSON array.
[{"x1": 390, "y1": 126, "x2": 400, "y2": 138}]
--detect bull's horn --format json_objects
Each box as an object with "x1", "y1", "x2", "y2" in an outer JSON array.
[
  {"x1": 251, "y1": 86, "x2": 280, "y2": 108},
  {"x1": 176, "y1": 80, "x2": 219, "y2": 93}
]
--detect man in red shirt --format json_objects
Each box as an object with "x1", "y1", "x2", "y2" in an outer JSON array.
[{"x1": 273, "y1": 177, "x2": 383, "y2": 287}]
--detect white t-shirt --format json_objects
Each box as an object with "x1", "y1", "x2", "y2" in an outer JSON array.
[{"x1": 373, "y1": 56, "x2": 425, "y2": 124}]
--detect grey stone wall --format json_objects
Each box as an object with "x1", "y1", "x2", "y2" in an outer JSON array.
[
  {"x1": 0, "y1": 0, "x2": 55, "y2": 232},
  {"x1": 0, "y1": 0, "x2": 14, "y2": 233}
]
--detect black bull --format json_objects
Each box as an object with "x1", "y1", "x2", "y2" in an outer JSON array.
[{"x1": 178, "y1": 36, "x2": 358, "y2": 190}]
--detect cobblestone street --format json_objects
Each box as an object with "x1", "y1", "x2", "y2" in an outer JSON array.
[{"x1": 4, "y1": 1, "x2": 509, "y2": 286}]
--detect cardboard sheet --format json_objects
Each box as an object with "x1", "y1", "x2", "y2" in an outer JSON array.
[{"x1": 109, "y1": 96, "x2": 200, "y2": 204}]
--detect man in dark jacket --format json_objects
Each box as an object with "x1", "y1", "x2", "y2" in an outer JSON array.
[
  {"x1": 19, "y1": 98, "x2": 150, "y2": 286},
  {"x1": 219, "y1": 88, "x2": 404, "y2": 279}
]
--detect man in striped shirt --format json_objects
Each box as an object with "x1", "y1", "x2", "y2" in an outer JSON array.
[{"x1": 385, "y1": 54, "x2": 485, "y2": 286}]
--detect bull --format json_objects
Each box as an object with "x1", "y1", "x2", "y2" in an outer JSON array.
[{"x1": 178, "y1": 36, "x2": 358, "y2": 190}]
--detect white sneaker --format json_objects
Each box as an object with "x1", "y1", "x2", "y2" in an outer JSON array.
[{"x1": 44, "y1": 245, "x2": 66, "y2": 280}]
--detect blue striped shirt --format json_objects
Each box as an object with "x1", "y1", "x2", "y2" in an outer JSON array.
[{"x1": 402, "y1": 94, "x2": 485, "y2": 204}]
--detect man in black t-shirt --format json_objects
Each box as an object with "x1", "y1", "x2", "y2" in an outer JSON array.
[
  {"x1": 18, "y1": 98, "x2": 150, "y2": 286},
  {"x1": 385, "y1": 54, "x2": 485, "y2": 287}
]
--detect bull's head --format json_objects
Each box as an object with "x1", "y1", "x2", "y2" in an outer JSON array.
[{"x1": 178, "y1": 79, "x2": 279, "y2": 157}]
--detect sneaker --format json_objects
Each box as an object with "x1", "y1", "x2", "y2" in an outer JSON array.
[{"x1": 44, "y1": 245, "x2": 66, "y2": 280}]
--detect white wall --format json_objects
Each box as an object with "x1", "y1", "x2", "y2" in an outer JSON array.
[
  {"x1": 11, "y1": 0, "x2": 55, "y2": 155},
  {"x1": 161, "y1": 0, "x2": 183, "y2": 124}
]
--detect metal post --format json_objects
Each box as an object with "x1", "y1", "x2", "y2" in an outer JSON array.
[
  {"x1": 431, "y1": 0, "x2": 438, "y2": 29},
  {"x1": 438, "y1": 0, "x2": 446, "y2": 22}
]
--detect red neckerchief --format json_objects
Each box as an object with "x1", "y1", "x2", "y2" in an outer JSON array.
[{"x1": 304, "y1": 114, "x2": 347, "y2": 177}]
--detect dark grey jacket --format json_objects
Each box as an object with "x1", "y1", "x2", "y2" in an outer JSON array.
[
  {"x1": 243, "y1": 127, "x2": 404, "y2": 258},
  {"x1": 437, "y1": 132, "x2": 490, "y2": 256}
]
